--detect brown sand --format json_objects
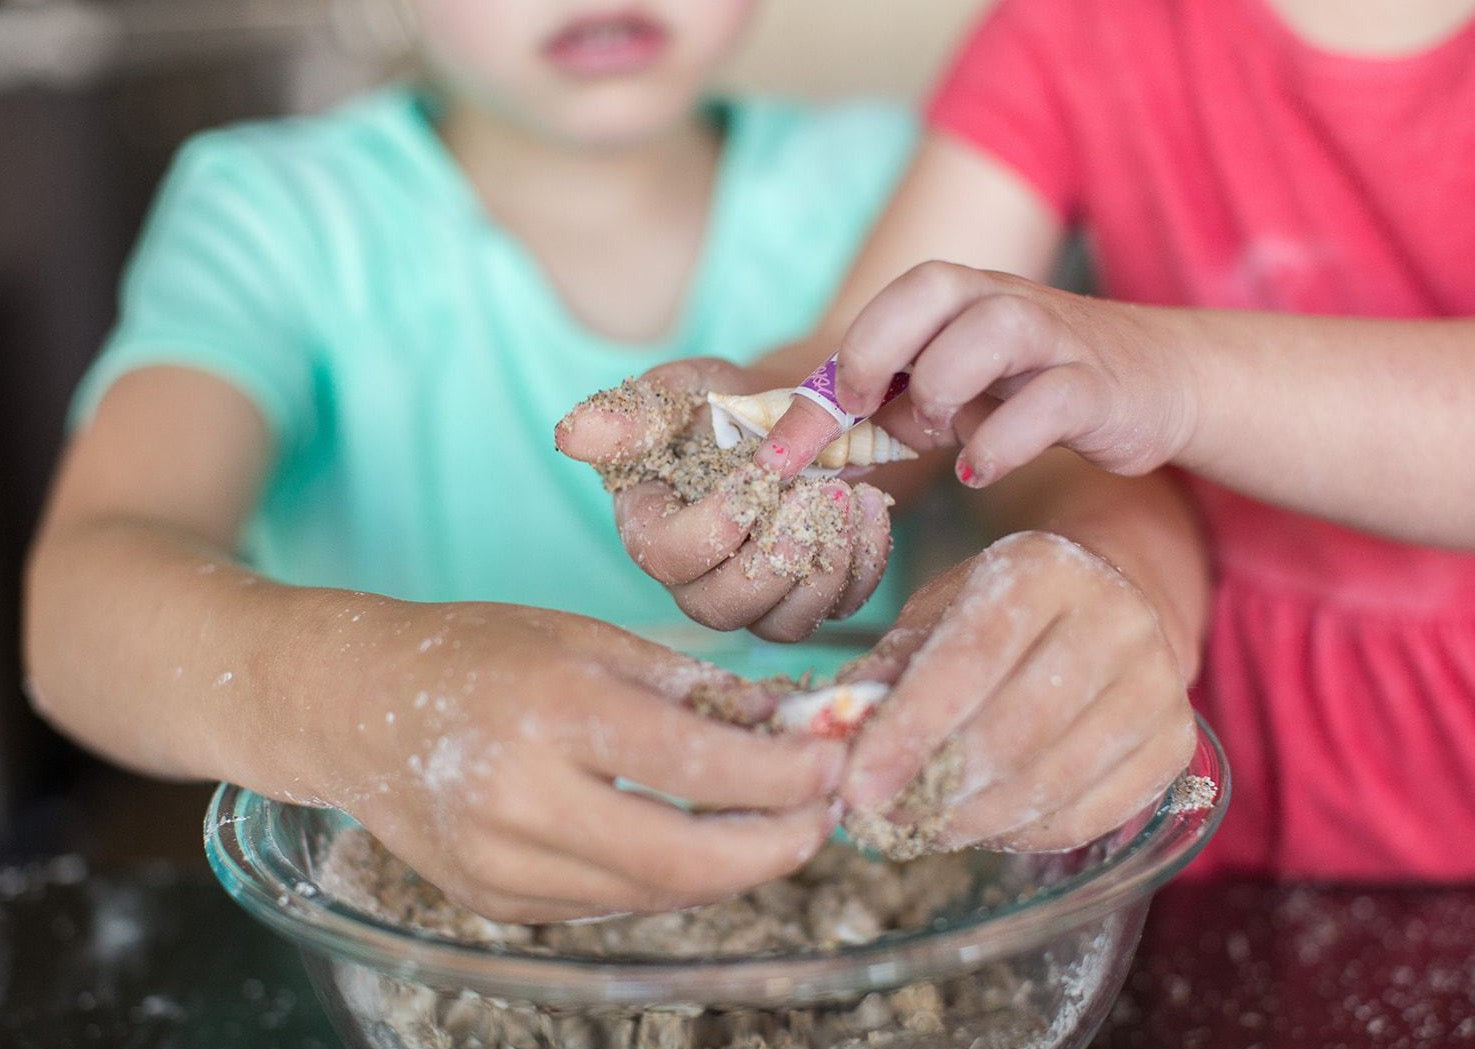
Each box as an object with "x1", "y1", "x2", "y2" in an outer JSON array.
[
  {"x1": 316, "y1": 831, "x2": 1051, "y2": 1049},
  {"x1": 1164, "y1": 774, "x2": 1217, "y2": 814},
  {"x1": 685, "y1": 674, "x2": 811, "y2": 730},
  {"x1": 841, "y1": 740, "x2": 966, "y2": 862}
]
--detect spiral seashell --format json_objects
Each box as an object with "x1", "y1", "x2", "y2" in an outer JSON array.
[
  {"x1": 771, "y1": 681, "x2": 889, "y2": 739},
  {"x1": 707, "y1": 390, "x2": 918, "y2": 477}
]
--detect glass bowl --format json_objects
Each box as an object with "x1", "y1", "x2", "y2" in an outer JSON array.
[{"x1": 204, "y1": 632, "x2": 1229, "y2": 1049}]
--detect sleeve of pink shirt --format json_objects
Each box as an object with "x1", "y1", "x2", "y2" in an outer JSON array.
[{"x1": 924, "y1": 0, "x2": 1082, "y2": 221}]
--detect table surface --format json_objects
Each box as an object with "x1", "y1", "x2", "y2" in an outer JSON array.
[{"x1": 0, "y1": 858, "x2": 1472, "y2": 1049}]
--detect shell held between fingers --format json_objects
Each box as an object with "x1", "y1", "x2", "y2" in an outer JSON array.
[{"x1": 707, "y1": 390, "x2": 918, "y2": 476}]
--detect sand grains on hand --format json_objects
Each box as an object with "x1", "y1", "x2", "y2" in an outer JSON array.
[{"x1": 570, "y1": 379, "x2": 874, "y2": 584}]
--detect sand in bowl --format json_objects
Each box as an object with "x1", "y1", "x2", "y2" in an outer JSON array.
[{"x1": 314, "y1": 830, "x2": 1059, "y2": 1049}]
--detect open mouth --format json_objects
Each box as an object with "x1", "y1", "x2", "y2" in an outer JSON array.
[{"x1": 543, "y1": 10, "x2": 671, "y2": 77}]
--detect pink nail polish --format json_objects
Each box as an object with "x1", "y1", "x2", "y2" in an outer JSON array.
[{"x1": 956, "y1": 460, "x2": 975, "y2": 484}]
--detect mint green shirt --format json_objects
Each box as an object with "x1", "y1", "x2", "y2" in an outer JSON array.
[{"x1": 75, "y1": 87, "x2": 918, "y2": 630}]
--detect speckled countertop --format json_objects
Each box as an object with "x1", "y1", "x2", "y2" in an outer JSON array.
[{"x1": 0, "y1": 857, "x2": 1471, "y2": 1049}]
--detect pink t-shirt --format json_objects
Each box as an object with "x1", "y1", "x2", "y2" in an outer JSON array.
[{"x1": 929, "y1": 0, "x2": 1475, "y2": 880}]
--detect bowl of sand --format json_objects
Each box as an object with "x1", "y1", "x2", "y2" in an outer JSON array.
[{"x1": 204, "y1": 631, "x2": 1228, "y2": 1049}]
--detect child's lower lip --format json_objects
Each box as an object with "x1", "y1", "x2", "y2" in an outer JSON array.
[{"x1": 543, "y1": 13, "x2": 670, "y2": 77}]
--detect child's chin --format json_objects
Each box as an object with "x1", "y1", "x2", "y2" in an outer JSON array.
[{"x1": 547, "y1": 94, "x2": 703, "y2": 151}]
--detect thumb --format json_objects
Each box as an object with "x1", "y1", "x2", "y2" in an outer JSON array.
[
  {"x1": 554, "y1": 379, "x2": 696, "y2": 465},
  {"x1": 555, "y1": 358, "x2": 742, "y2": 466}
]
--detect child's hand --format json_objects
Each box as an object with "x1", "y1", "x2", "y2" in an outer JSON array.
[
  {"x1": 780, "y1": 263, "x2": 1197, "y2": 491},
  {"x1": 313, "y1": 600, "x2": 846, "y2": 922},
  {"x1": 556, "y1": 358, "x2": 894, "y2": 641},
  {"x1": 838, "y1": 531, "x2": 1196, "y2": 851}
]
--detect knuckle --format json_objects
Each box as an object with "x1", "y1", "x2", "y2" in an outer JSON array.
[
  {"x1": 905, "y1": 259, "x2": 978, "y2": 311},
  {"x1": 975, "y1": 291, "x2": 1049, "y2": 342},
  {"x1": 474, "y1": 784, "x2": 535, "y2": 834},
  {"x1": 1030, "y1": 368, "x2": 1081, "y2": 424}
]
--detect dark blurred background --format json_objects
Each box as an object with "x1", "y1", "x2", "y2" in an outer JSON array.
[
  {"x1": 0, "y1": 0, "x2": 403, "y2": 866},
  {"x1": 0, "y1": 0, "x2": 979, "y2": 869}
]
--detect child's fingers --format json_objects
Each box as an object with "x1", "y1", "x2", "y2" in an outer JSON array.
[
  {"x1": 748, "y1": 531, "x2": 853, "y2": 642},
  {"x1": 669, "y1": 541, "x2": 801, "y2": 630},
  {"x1": 752, "y1": 400, "x2": 845, "y2": 481},
  {"x1": 552, "y1": 358, "x2": 737, "y2": 465},
  {"x1": 666, "y1": 482, "x2": 851, "y2": 633},
  {"x1": 351, "y1": 807, "x2": 645, "y2": 924},
  {"x1": 904, "y1": 291, "x2": 1063, "y2": 433},
  {"x1": 514, "y1": 779, "x2": 840, "y2": 908},
  {"x1": 835, "y1": 565, "x2": 962, "y2": 685},
  {"x1": 827, "y1": 484, "x2": 893, "y2": 622},
  {"x1": 953, "y1": 365, "x2": 1108, "y2": 488},
  {"x1": 940, "y1": 676, "x2": 1187, "y2": 849},
  {"x1": 564, "y1": 687, "x2": 846, "y2": 811},
  {"x1": 938, "y1": 644, "x2": 1107, "y2": 802},
  {"x1": 959, "y1": 717, "x2": 1197, "y2": 853},
  {"x1": 612, "y1": 480, "x2": 750, "y2": 585},
  {"x1": 842, "y1": 594, "x2": 1033, "y2": 810},
  {"x1": 418, "y1": 830, "x2": 686, "y2": 924},
  {"x1": 843, "y1": 533, "x2": 1125, "y2": 811},
  {"x1": 553, "y1": 399, "x2": 669, "y2": 464},
  {"x1": 833, "y1": 261, "x2": 996, "y2": 416}
]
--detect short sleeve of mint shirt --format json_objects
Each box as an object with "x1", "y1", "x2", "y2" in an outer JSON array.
[
  {"x1": 72, "y1": 128, "x2": 322, "y2": 452},
  {"x1": 73, "y1": 88, "x2": 919, "y2": 630}
]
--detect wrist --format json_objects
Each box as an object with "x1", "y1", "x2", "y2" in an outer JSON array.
[
  {"x1": 240, "y1": 584, "x2": 398, "y2": 808},
  {"x1": 1150, "y1": 305, "x2": 1223, "y2": 474}
]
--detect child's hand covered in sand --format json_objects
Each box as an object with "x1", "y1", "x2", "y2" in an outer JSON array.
[
  {"x1": 316, "y1": 600, "x2": 845, "y2": 923},
  {"x1": 555, "y1": 358, "x2": 894, "y2": 642},
  {"x1": 780, "y1": 263, "x2": 1195, "y2": 490},
  {"x1": 837, "y1": 531, "x2": 1196, "y2": 852}
]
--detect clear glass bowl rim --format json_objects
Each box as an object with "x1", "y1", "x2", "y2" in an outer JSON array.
[{"x1": 204, "y1": 716, "x2": 1229, "y2": 1008}]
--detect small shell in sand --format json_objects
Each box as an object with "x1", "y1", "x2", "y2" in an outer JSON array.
[
  {"x1": 707, "y1": 390, "x2": 918, "y2": 477},
  {"x1": 772, "y1": 681, "x2": 889, "y2": 739}
]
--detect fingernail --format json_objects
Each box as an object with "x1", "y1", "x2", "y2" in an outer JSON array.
[
  {"x1": 956, "y1": 456, "x2": 989, "y2": 488},
  {"x1": 754, "y1": 440, "x2": 789, "y2": 474},
  {"x1": 823, "y1": 483, "x2": 851, "y2": 515},
  {"x1": 857, "y1": 485, "x2": 891, "y2": 521}
]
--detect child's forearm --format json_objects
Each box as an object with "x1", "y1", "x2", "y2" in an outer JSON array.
[
  {"x1": 24, "y1": 515, "x2": 345, "y2": 804},
  {"x1": 1165, "y1": 309, "x2": 1475, "y2": 547}
]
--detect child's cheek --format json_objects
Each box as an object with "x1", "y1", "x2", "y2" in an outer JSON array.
[{"x1": 409, "y1": 0, "x2": 526, "y2": 76}]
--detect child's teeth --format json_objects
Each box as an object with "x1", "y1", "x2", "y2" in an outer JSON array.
[{"x1": 586, "y1": 25, "x2": 628, "y2": 46}]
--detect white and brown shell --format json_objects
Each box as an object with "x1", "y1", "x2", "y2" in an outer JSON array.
[
  {"x1": 707, "y1": 389, "x2": 917, "y2": 477},
  {"x1": 771, "y1": 681, "x2": 889, "y2": 739}
]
